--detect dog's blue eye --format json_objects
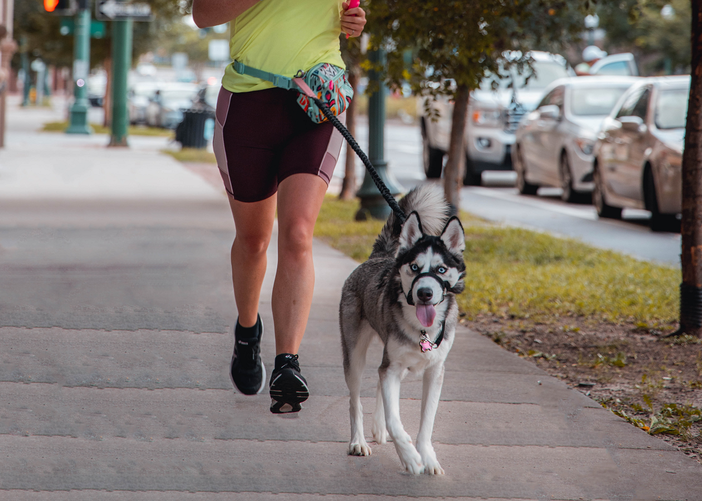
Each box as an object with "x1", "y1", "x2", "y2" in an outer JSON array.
[
  {"x1": 437, "y1": 266, "x2": 447, "y2": 274},
  {"x1": 410, "y1": 264, "x2": 419, "y2": 272}
]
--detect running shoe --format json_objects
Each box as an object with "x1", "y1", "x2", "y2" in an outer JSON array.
[
  {"x1": 269, "y1": 353, "x2": 309, "y2": 414},
  {"x1": 229, "y1": 316, "x2": 266, "y2": 395}
]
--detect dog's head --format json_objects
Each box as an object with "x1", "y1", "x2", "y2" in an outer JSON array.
[{"x1": 396, "y1": 212, "x2": 466, "y2": 328}]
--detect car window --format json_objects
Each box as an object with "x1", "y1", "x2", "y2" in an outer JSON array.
[
  {"x1": 655, "y1": 88, "x2": 689, "y2": 129},
  {"x1": 537, "y1": 89, "x2": 554, "y2": 108},
  {"x1": 550, "y1": 86, "x2": 565, "y2": 109},
  {"x1": 616, "y1": 86, "x2": 646, "y2": 118},
  {"x1": 570, "y1": 86, "x2": 629, "y2": 116},
  {"x1": 630, "y1": 88, "x2": 650, "y2": 120},
  {"x1": 594, "y1": 60, "x2": 631, "y2": 76}
]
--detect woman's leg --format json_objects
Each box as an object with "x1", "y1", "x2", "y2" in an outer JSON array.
[
  {"x1": 272, "y1": 173, "x2": 328, "y2": 355},
  {"x1": 228, "y1": 192, "x2": 277, "y2": 328}
]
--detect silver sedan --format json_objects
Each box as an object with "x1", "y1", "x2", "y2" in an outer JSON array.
[
  {"x1": 513, "y1": 76, "x2": 639, "y2": 202},
  {"x1": 593, "y1": 76, "x2": 689, "y2": 231}
]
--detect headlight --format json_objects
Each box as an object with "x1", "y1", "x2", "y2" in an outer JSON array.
[
  {"x1": 574, "y1": 138, "x2": 595, "y2": 156},
  {"x1": 472, "y1": 109, "x2": 502, "y2": 128}
]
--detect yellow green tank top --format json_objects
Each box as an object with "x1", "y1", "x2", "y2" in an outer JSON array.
[{"x1": 222, "y1": 0, "x2": 346, "y2": 93}]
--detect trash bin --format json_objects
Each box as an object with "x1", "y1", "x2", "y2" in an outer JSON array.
[{"x1": 175, "y1": 109, "x2": 215, "y2": 149}]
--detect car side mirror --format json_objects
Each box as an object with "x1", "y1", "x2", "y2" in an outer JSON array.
[
  {"x1": 618, "y1": 116, "x2": 647, "y2": 134},
  {"x1": 539, "y1": 104, "x2": 560, "y2": 121}
]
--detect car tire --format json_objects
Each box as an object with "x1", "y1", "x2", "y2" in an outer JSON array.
[
  {"x1": 645, "y1": 168, "x2": 679, "y2": 232},
  {"x1": 515, "y1": 145, "x2": 538, "y2": 195},
  {"x1": 422, "y1": 122, "x2": 444, "y2": 179},
  {"x1": 593, "y1": 164, "x2": 622, "y2": 219},
  {"x1": 462, "y1": 154, "x2": 481, "y2": 186},
  {"x1": 559, "y1": 152, "x2": 583, "y2": 203}
]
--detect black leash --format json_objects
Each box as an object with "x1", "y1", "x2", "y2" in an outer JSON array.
[{"x1": 311, "y1": 96, "x2": 407, "y2": 224}]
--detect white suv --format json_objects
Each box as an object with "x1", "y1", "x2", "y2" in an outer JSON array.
[{"x1": 420, "y1": 52, "x2": 573, "y2": 185}]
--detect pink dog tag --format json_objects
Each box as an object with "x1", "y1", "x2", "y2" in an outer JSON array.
[{"x1": 419, "y1": 333, "x2": 437, "y2": 353}]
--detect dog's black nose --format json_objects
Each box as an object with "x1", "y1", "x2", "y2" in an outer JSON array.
[{"x1": 416, "y1": 287, "x2": 433, "y2": 303}]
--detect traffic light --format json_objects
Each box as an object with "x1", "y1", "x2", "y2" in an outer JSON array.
[{"x1": 44, "y1": 0, "x2": 76, "y2": 15}]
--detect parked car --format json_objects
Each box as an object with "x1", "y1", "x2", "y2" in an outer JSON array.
[
  {"x1": 513, "y1": 76, "x2": 640, "y2": 202},
  {"x1": 588, "y1": 53, "x2": 639, "y2": 77},
  {"x1": 592, "y1": 75, "x2": 689, "y2": 231},
  {"x1": 128, "y1": 81, "x2": 161, "y2": 125},
  {"x1": 144, "y1": 82, "x2": 199, "y2": 129},
  {"x1": 420, "y1": 51, "x2": 574, "y2": 185},
  {"x1": 87, "y1": 71, "x2": 107, "y2": 107}
]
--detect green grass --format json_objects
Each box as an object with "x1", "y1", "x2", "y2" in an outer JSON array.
[
  {"x1": 161, "y1": 148, "x2": 217, "y2": 164},
  {"x1": 315, "y1": 195, "x2": 679, "y2": 325},
  {"x1": 42, "y1": 121, "x2": 174, "y2": 137}
]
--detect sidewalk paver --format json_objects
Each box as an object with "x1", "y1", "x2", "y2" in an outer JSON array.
[{"x1": 1, "y1": 94, "x2": 701, "y2": 500}]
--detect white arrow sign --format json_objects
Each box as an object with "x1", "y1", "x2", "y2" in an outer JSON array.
[{"x1": 96, "y1": 0, "x2": 153, "y2": 21}]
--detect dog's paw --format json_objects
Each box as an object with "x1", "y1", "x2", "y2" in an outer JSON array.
[
  {"x1": 397, "y1": 445, "x2": 424, "y2": 475},
  {"x1": 348, "y1": 440, "x2": 372, "y2": 456},
  {"x1": 422, "y1": 459, "x2": 445, "y2": 475},
  {"x1": 371, "y1": 422, "x2": 388, "y2": 444}
]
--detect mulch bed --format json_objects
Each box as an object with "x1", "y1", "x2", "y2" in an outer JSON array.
[{"x1": 465, "y1": 314, "x2": 702, "y2": 463}]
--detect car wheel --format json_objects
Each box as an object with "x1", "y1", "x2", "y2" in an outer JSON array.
[
  {"x1": 462, "y1": 154, "x2": 481, "y2": 186},
  {"x1": 645, "y1": 168, "x2": 679, "y2": 232},
  {"x1": 515, "y1": 145, "x2": 538, "y2": 195},
  {"x1": 593, "y1": 165, "x2": 622, "y2": 219},
  {"x1": 559, "y1": 152, "x2": 578, "y2": 203},
  {"x1": 422, "y1": 122, "x2": 444, "y2": 179}
]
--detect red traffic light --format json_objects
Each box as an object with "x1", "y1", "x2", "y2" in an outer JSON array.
[
  {"x1": 44, "y1": 0, "x2": 60, "y2": 11},
  {"x1": 44, "y1": 0, "x2": 74, "y2": 14}
]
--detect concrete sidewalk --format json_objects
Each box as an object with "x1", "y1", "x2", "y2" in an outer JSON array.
[{"x1": 1, "y1": 95, "x2": 701, "y2": 500}]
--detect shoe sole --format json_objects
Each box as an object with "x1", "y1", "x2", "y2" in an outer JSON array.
[
  {"x1": 229, "y1": 323, "x2": 266, "y2": 396},
  {"x1": 269, "y1": 372, "x2": 309, "y2": 414}
]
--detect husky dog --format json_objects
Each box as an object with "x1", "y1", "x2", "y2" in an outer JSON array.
[{"x1": 339, "y1": 185, "x2": 466, "y2": 475}]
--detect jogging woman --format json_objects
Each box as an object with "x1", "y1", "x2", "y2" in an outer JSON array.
[{"x1": 191, "y1": 0, "x2": 366, "y2": 413}]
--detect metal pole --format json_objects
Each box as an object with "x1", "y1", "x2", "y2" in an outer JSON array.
[
  {"x1": 66, "y1": 5, "x2": 92, "y2": 134},
  {"x1": 109, "y1": 16, "x2": 132, "y2": 146},
  {"x1": 355, "y1": 47, "x2": 403, "y2": 220},
  {"x1": 20, "y1": 36, "x2": 29, "y2": 106}
]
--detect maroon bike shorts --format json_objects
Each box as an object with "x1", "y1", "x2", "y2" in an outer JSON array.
[{"x1": 213, "y1": 86, "x2": 345, "y2": 203}]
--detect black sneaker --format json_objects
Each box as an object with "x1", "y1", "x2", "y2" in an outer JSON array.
[
  {"x1": 230, "y1": 316, "x2": 266, "y2": 395},
  {"x1": 269, "y1": 353, "x2": 309, "y2": 414}
]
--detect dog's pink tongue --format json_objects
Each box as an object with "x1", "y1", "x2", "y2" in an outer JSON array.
[{"x1": 416, "y1": 304, "x2": 436, "y2": 328}]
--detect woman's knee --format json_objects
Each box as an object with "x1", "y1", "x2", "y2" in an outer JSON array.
[
  {"x1": 278, "y1": 219, "x2": 315, "y2": 257},
  {"x1": 233, "y1": 231, "x2": 271, "y2": 257}
]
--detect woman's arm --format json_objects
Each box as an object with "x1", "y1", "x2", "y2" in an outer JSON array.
[{"x1": 191, "y1": 0, "x2": 260, "y2": 28}]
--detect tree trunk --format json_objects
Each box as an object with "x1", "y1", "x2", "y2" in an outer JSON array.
[
  {"x1": 679, "y1": 0, "x2": 702, "y2": 337},
  {"x1": 443, "y1": 84, "x2": 469, "y2": 208},
  {"x1": 339, "y1": 69, "x2": 358, "y2": 201}
]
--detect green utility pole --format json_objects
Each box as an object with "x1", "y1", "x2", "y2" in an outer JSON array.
[
  {"x1": 109, "y1": 17, "x2": 132, "y2": 146},
  {"x1": 66, "y1": 5, "x2": 92, "y2": 134},
  {"x1": 355, "y1": 48, "x2": 403, "y2": 220}
]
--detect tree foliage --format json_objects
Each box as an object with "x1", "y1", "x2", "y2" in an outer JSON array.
[
  {"x1": 363, "y1": 0, "x2": 586, "y2": 204},
  {"x1": 12, "y1": 0, "x2": 188, "y2": 70}
]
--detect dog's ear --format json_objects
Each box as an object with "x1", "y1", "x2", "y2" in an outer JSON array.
[
  {"x1": 398, "y1": 212, "x2": 423, "y2": 254},
  {"x1": 440, "y1": 216, "x2": 465, "y2": 255}
]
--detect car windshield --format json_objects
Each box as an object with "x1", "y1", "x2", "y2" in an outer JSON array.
[
  {"x1": 479, "y1": 60, "x2": 569, "y2": 92},
  {"x1": 655, "y1": 88, "x2": 689, "y2": 130},
  {"x1": 570, "y1": 86, "x2": 629, "y2": 116}
]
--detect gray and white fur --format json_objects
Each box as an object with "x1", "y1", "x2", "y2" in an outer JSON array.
[{"x1": 339, "y1": 184, "x2": 466, "y2": 475}]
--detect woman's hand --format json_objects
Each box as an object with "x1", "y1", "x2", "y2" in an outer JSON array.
[{"x1": 341, "y1": 2, "x2": 367, "y2": 38}]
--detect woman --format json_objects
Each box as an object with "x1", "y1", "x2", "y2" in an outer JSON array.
[{"x1": 192, "y1": 0, "x2": 366, "y2": 413}]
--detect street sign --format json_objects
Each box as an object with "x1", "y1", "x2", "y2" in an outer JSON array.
[
  {"x1": 60, "y1": 18, "x2": 106, "y2": 38},
  {"x1": 96, "y1": 0, "x2": 153, "y2": 21}
]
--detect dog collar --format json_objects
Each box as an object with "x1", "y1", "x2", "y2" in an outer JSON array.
[{"x1": 419, "y1": 322, "x2": 445, "y2": 353}]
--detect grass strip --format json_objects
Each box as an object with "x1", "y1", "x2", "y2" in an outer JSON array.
[
  {"x1": 42, "y1": 121, "x2": 173, "y2": 137},
  {"x1": 315, "y1": 195, "x2": 679, "y2": 326},
  {"x1": 161, "y1": 148, "x2": 217, "y2": 164}
]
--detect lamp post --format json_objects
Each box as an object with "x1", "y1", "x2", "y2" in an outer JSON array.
[
  {"x1": 109, "y1": 14, "x2": 132, "y2": 146},
  {"x1": 355, "y1": 47, "x2": 403, "y2": 220},
  {"x1": 66, "y1": 1, "x2": 92, "y2": 135}
]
